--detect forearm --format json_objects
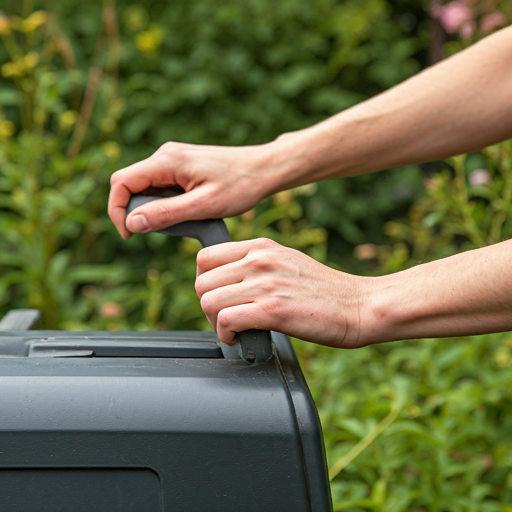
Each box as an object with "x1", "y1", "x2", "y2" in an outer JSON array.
[
  {"x1": 361, "y1": 240, "x2": 512, "y2": 344},
  {"x1": 264, "y1": 25, "x2": 512, "y2": 193}
]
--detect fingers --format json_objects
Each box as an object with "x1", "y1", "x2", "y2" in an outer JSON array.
[
  {"x1": 199, "y1": 274, "x2": 286, "y2": 341},
  {"x1": 125, "y1": 187, "x2": 214, "y2": 233},
  {"x1": 216, "y1": 303, "x2": 273, "y2": 345},
  {"x1": 108, "y1": 156, "x2": 176, "y2": 239},
  {"x1": 196, "y1": 239, "x2": 285, "y2": 333},
  {"x1": 196, "y1": 241, "x2": 252, "y2": 277},
  {"x1": 200, "y1": 281, "x2": 254, "y2": 331},
  {"x1": 196, "y1": 238, "x2": 278, "y2": 276},
  {"x1": 108, "y1": 141, "x2": 266, "y2": 239},
  {"x1": 195, "y1": 261, "x2": 245, "y2": 298}
]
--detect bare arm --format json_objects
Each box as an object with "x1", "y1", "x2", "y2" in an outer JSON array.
[
  {"x1": 268, "y1": 24, "x2": 512, "y2": 192},
  {"x1": 195, "y1": 239, "x2": 512, "y2": 348},
  {"x1": 363, "y1": 239, "x2": 512, "y2": 345},
  {"x1": 109, "y1": 25, "x2": 512, "y2": 237}
]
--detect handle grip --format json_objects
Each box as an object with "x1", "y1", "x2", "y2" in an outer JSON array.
[{"x1": 126, "y1": 187, "x2": 273, "y2": 364}]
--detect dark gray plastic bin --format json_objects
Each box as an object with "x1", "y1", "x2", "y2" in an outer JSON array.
[{"x1": 0, "y1": 327, "x2": 333, "y2": 512}]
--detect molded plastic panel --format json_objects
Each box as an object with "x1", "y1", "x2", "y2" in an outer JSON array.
[
  {"x1": 27, "y1": 338, "x2": 223, "y2": 358},
  {"x1": 0, "y1": 468, "x2": 162, "y2": 512}
]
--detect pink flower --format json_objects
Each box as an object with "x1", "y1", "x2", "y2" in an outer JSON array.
[
  {"x1": 423, "y1": 178, "x2": 437, "y2": 190},
  {"x1": 354, "y1": 244, "x2": 377, "y2": 260},
  {"x1": 460, "y1": 20, "x2": 476, "y2": 39},
  {"x1": 432, "y1": 1, "x2": 474, "y2": 34},
  {"x1": 469, "y1": 169, "x2": 491, "y2": 186},
  {"x1": 480, "y1": 12, "x2": 507, "y2": 34},
  {"x1": 101, "y1": 302, "x2": 123, "y2": 318}
]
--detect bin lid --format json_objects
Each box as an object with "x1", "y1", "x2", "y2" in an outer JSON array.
[{"x1": 0, "y1": 331, "x2": 223, "y2": 358}]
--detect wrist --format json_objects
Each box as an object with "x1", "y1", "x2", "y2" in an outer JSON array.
[
  {"x1": 257, "y1": 128, "x2": 324, "y2": 196},
  {"x1": 357, "y1": 272, "x2": 420, "y2": 346},
  {"x1": 258, "y1": 111, "x2": 378, "y2": 198},
  {"x1": 330, "y1": 272, "x2": 383, "y2": 349},
  {"x1": 361, "y1": 263, "x2": 461, "y2": 345}
]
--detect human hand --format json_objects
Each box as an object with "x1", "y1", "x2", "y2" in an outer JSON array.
[
  {"x1": 108, "y1": 141, "x2": 282, "y2": 239},
  {"x1": 195, "y1": 238, "x2": 372, "y2": 348}
]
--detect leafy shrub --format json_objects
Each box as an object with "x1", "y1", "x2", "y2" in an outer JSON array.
[
  {"x1": 0, "y1": 0, "x2": 430, "y2": 327},
  {"x1": 1, "y1": 1, "x2": 512, "y2": 511}
]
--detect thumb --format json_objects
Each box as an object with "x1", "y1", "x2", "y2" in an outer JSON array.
[{"x1": 125, "y1": 188, "x2": 214, "y2": 233}]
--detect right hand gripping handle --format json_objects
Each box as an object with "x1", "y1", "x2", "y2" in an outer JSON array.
[{"x1": 126, "y1": 187, "x2": 273, "y2": 364}]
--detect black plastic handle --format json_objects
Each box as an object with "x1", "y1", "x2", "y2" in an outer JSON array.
[{"x1": 126, "y1": 186, "x2": 273, "y2": 364}]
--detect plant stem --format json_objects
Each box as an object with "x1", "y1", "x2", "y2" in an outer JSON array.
[
  {"x1": 66, "y1": 66, "x2": 102, "y2": 162},
  {"x1": 490, "y1": 143, "x2": 512, "y2": 243},
  {"x1": 329, "y1": 404, "x2": 400, "y2": 481}
]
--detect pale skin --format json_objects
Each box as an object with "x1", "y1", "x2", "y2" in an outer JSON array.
[{"x1": 109, "y1": 25, "x2": 512, "y2": 348}]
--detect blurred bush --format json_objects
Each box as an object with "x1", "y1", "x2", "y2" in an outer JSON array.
[
  {"x1": 1, "y1": 0, "x2": 512, "y2": 510},
  {"x1": 0, "y1": 0, "x2": 431, "y2": 328}
]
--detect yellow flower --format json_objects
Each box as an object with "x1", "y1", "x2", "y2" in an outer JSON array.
[
  {"x1": 0, "y1": 13, "x2": 11, "y2": 35},
  {"x1": 135, "y1": 25, "x2": 164, "y2": 54},
  {"x1": 1, "y1": 52, "x2": 39, "y2": 79},
  {"x1": 274, "y1": 190, "x2": 293, "y2": 205},
  {"x1": 1, "y1": 61, "x2": 21, "y2": 78},
  {"x1": 23, "y1": 51, "x2": 39, "y2": 70},
  {"x1": 60, "y1": 110, "x2": 78, "y2": 128},
  {"x1": 19, "y1": 11, "x2": 47, "y2": 33},
  {"x1": 102, "y1": 141, "x2": 121, "y2": 160},
  {"x1": 123, "y1": 5, "x2": 148, "y2": 33},
  {"x1": 495, "y1": 347, "x2": 512, "y2": 368},
  {"x1": 0, "y1": 120, "x2": 15, "y2": 138}
]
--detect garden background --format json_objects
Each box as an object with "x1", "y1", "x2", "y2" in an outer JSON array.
[{"x1": 1, "y1": 0, "x2": 512, "y2": 510}]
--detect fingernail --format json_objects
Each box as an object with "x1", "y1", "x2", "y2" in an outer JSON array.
[{"x1": 127, "y1": 214, "x2": 150, "y2": 233}]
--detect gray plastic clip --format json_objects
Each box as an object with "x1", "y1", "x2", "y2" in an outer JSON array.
[{"x1": 0, "y1": 309, "x2": 41, "y2": 331}]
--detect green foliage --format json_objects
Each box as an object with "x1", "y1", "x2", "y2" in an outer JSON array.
[
  {"x1": 111, "y1": 0, "x2": 425, "y2": 148},
  {"x1": 0, "y1": 0, "x2": 429, "y2": 326},
  {"x1": 377, "y1": 142, "x2": 512, "y2": 273},
  {"x1": 1, "y1": 1, "x2": 512, "y2": 511},
  {"x1": 301, "y1": 332, "x2": 512, "y2": 511}
]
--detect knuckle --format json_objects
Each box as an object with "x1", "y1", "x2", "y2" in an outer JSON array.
[
  {"x1": 218, "y1": 331, "x2": 235, "y2": 345},
  {"x1": 155, "y1": 202, "x2": 173, "y2": 223},
  {"x1": 255, "y1": 277, "x2": 275, "y2": 294},
  {"x1": 200, "y1": 293, "x2": 215, "y2": 316},
  {"x1": 217, "y1": 310, "x2": 232, "y2": 330},
  {"x1": 194, "y1": 275, "x2": 206, "y2": 296},
  {"x1": 153, "y1": 142, "x2": 192, "y2": 181},
  {"x1": 253, "y1": 237, "x2": 278, "y2": 250},
  {"x1": 196, "y1": 248, "x2": 210, "y2": 270},
  {"x1": 110, "y1": 170, "x2": 123, "y2": 186},
  {"x1": 158, "y1": 141, "x2": 187, "y2": 164},
  {"x1": 244, "y1": 255, "x2": 273, "y2": 272},
  {"x1": 159, "y1": 141, "x2": 178, "y2": 153},
  {"x1": 262, "y1": 297, "x2": 284, "y2": 317}
]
